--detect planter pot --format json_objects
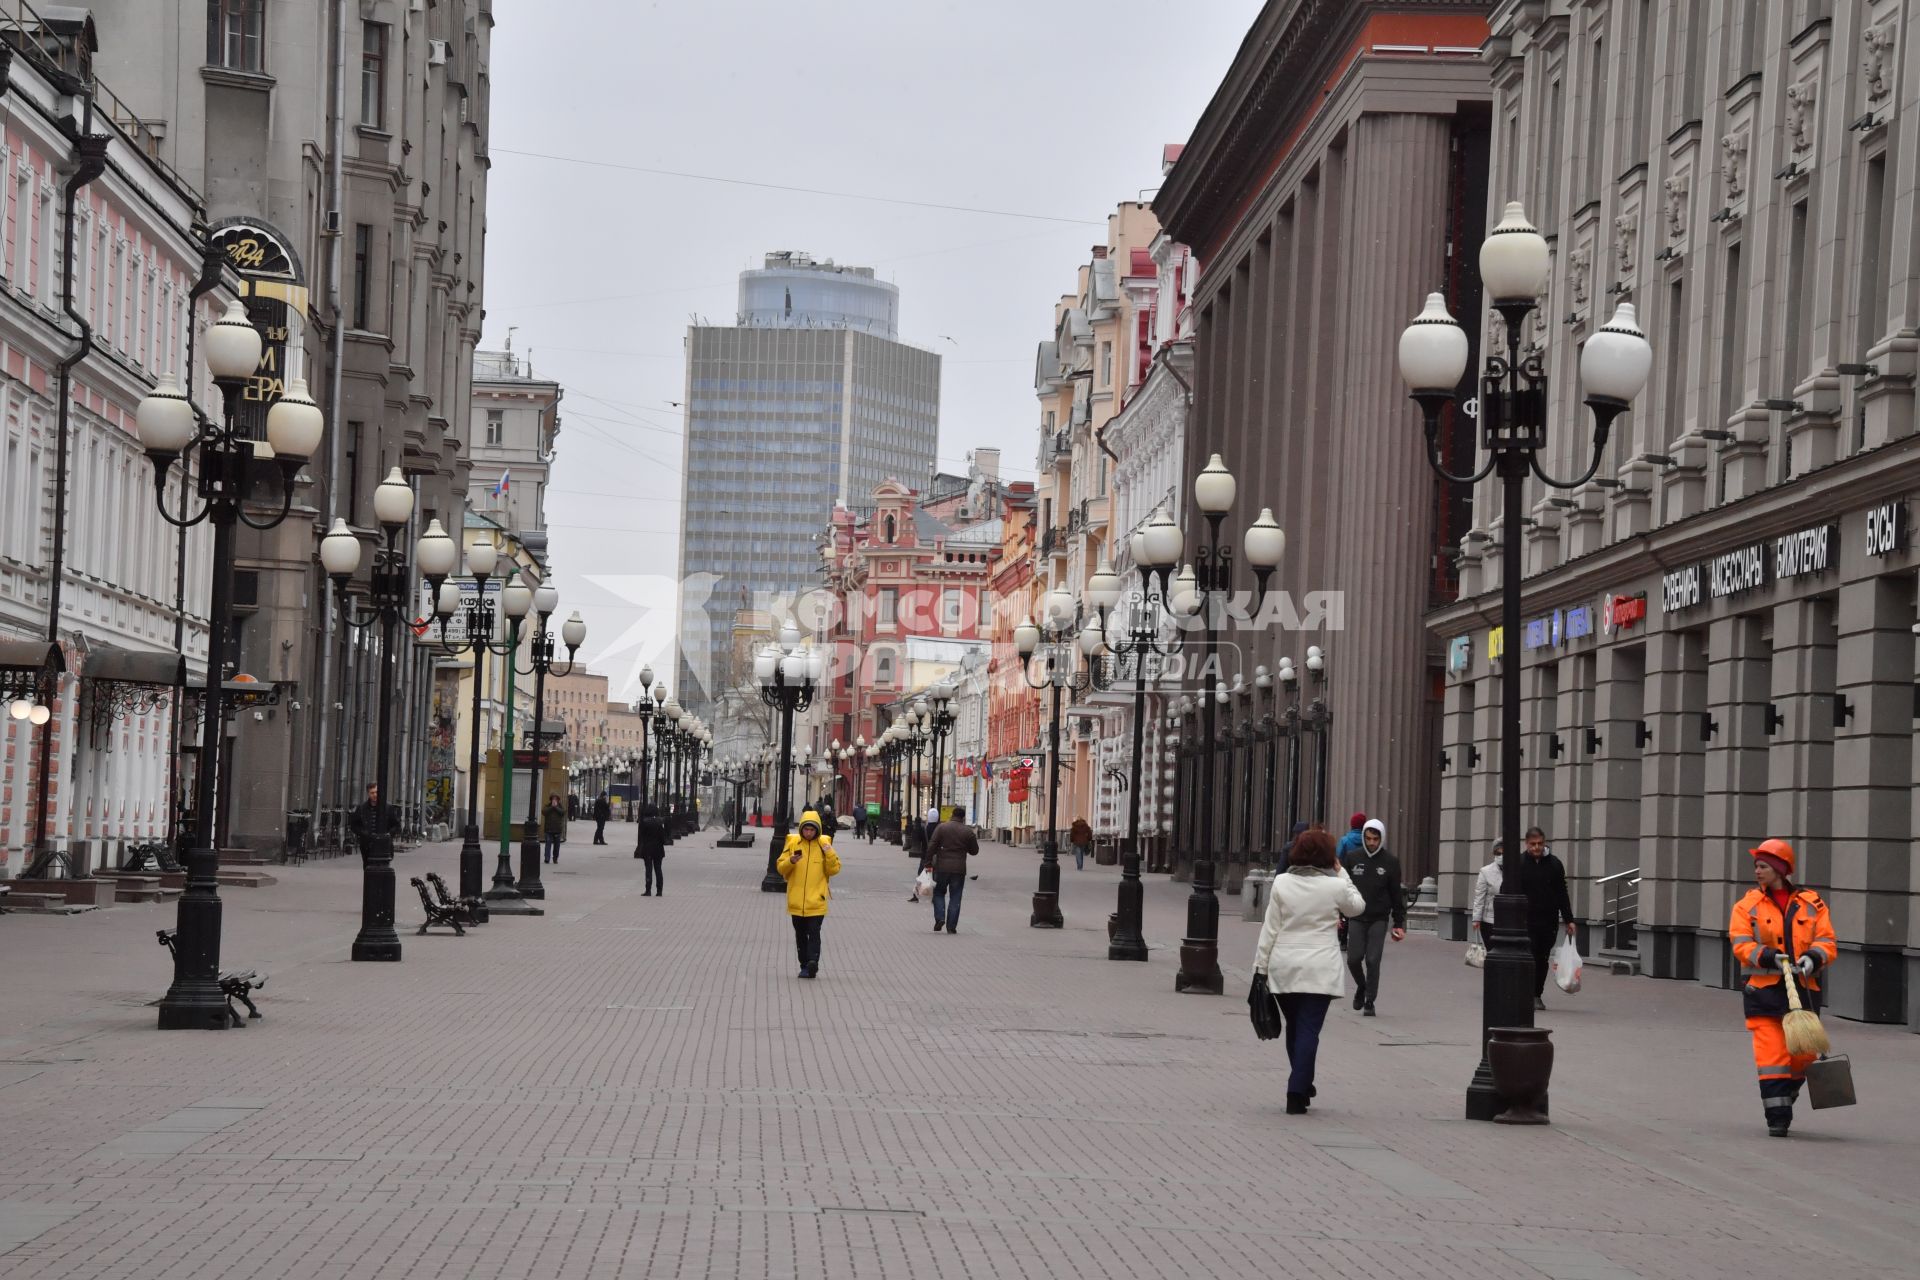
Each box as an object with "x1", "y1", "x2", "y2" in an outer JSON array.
[{"x1": 1487, "y1": 1026, "x2": 1553, "y2": 1125}]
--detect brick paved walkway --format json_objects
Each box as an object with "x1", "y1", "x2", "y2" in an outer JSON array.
[{"x1": 0, "y1": 832, "x2": 1912, "y2": 1279}]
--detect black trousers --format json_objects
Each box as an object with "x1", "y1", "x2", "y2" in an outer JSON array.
[
  {"x1": 1528, "y1": 921, "x2": 1559, "y2": 996},
  {"x1": 791, "y1": 915, "x2": 824, "y2": 970},
  {"x1": 1345, "y1": 917, "x2": 1389, "y2": 1004},
  {"x1": 643, "y1": 856, "x2": 663, "y2": 895},
  {"x1": 594, "y1": 819, "x2": 607, "y2": 844}
]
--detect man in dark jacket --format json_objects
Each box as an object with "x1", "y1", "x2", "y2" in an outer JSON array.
[
  {"x1": 348, "y1": 783, "x2": 398, "y2": 858},
  {"x1": 1517, "y1": 826, "x2": 1576, "y2": 1009},
  {"x1": 1343, "y1": 818, "x2": 1405, "y2": 1016},
  {"x1": 634, "y1": 803, "x2": 668, "y2": 895},
  {"x1": 922, "y1": 804, "x2": 980, "y2": 934},
  {"x1": 592, "y1": 792, "x2": 612, "y2": 844},
  {"x1": 1335, "y1": 813, "x2": 1368, "y2": 870}
]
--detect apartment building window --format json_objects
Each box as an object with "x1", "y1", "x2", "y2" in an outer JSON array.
[
  {"x1": 1586, "y1": 35, "x2": 1608, "y2": 199},
  {"x1": 344, "y1": 421, "x2": 364, "y2": 524},
  {"x1": 485, "y1": 409, "x2": 504, "y2": 446},
  {"x1": 877, "y1": 588, "x2": 896, "y2": 626},
  {"x1": 1782, "y1": 205, "x2": 1809, "y2": 383},
  {"x1": 1718, "y1": 244, "x2": 1747, "y2": 431},
  {"x1": 941, "y1": 589, "x2": 963, "y2": 629},
  {"x1": 352, "y1": 224, "x2": 372, "y2": 329},
  {"x1": 207, "y1": 0, "x2": 265, "y2": 72},
  {"x1": 1860, "y1": 156, "x2": 1892, "y2": 350},
  {"x1": 360, "y1": 23, "x2": 388, "y2": 128},
  {"x1": 1099, "y1": 342, "x2": 1113, "y2": 388}
]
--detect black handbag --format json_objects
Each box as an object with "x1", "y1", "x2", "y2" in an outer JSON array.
[
  {"x1": 1804, "y1": 1054, "x2": 1856, "y2": 1110},
  {"x1": 1247, "y1": 974, "x2": 1283, "y2": 1041}
]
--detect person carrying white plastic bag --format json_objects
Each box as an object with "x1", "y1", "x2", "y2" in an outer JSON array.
[
  {"x1": 1550, "y1": 932, "x2": 1583, "y2": 994},
  {"x1": 913, "y1": 868, "x2": 934, "y2": 901}
]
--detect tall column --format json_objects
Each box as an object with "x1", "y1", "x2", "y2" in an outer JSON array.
[
  {"x1": 1829, "y1": 576, "x2": 1912, "y2": 1023},
  {"x1": 1639, "y1": 628, "x2": 1708, "y2": 979},
  {"x1": 1699, "y1": 615, "x2": 1771, "y2": 987},
  {"x1": 1765, "y1": 597, "x2": 1838, "y2": 881},
  {"x1": 1587, "y1": 645, "x2": 1647, "y2": 925},
  {"x1": 1326, "y1": 112, "x2": 1454, "y2": 871}
]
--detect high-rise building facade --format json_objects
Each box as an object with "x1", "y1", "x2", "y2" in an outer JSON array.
[
  {"x1": 1429, "y1": 0, "x2": 1920, "y2": 1031},
  {"x1": 675, "y1": 252, "x2": 939, "y2": 716}
]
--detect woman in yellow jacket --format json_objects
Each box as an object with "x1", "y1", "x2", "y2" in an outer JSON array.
[
  {"x1": 778, "y1": 810, "x2": 841, "y2": 979},
  {"x1": 1729, "y1": 838, "x2": 1838, "y2": 1137}
]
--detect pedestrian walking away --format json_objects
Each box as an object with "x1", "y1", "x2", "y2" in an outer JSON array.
[
  {"x1": 1515, "y1": 827, "x2": 1575, "y2": 1009},
  {"x1": 1470, "y1": 841, "x2": 1504, "y2": 945},
  {"x1": 635, "y1": 803, "x2": 668, "y2": 896},
  {"x1": 1251, "y1": 828, "x2": 1367, "y2": 1114},
  {"x1": 1343, "y1": 819, "x2": 1404, "y2": 1015},
  {"x1": 1068, "y1": 816, "x2": 1092, "y2": 871},
  {"x1": 777, "y1": 810, "x2": 840, "y2": 978},
  {"x1": 923, "y1": 804, "x2": 980, "y2": 933},
  {"x1": 348, "y1": 782, "x2": 399, "y2": 859},
  {"x1": 1730, "y1": 839, "x2": 1838, "y2": 1137},
  {"x1": 853, "y1": 808, "x2": 867, "y2": 841},
  {"x1": 542, "y1": 794, "x2": 566, "y2": 864},
  {"x1": 1335, "y1": 812, "x2": 1367, "y2": 870},
  {"x1": 903, "y1": 810, "x2": 930, "y2": 897},
  {"x1": 592, "y1": 792, "x2": 611, "y2": 845}
]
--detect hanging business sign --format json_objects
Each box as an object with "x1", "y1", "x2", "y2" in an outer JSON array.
[
  {"x1": 208, "y1": 218, "x2": 309, "y2": 445},
  {"x1": 1866, "y1": 500, "x2": 1907, "y2": 558},
  {"x1": 1486, "y1": 626, "x2": 1504, "y2": 661},
  {"x1": 1564, "y1": 604, "x2": 1595, "y2": 641},
  {"x1": 1602, "y1": 592, "x2": 1647, "y2": 634},
  {"x1": 1523, "y1": 615, "x2": 1555, "y2": 650},
  {"x1": 1662, "y1": 563, "x2": 1703, "y2": 613},
  {"x1": 1447, "y1": 635, "x2": 1471, "y2": 673}
]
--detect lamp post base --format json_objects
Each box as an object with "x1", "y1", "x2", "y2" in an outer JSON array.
[
  {"x1": 1030, "y1": 843, "x2": 1062, "y2": 928},
  {"x1": 457, "y1": 821, "x2": 485, "y2": 901},
  {"x1": 1174, "y1": 857, "x2": 1223, "y2": 993},
  {"x1": 1466, "y1": 893, "x2": 1542, "y2": 1121},
  {"x1": 1107, "y1": 853, "x2": 1149, "y2": 961},
  {"x1": 761, "y1": 828, "x2": 787, "y2": 892},
  {"x1": 516, "y1": 825, "x2": 546, "y2": 900},
  {"x1": 157, "y1": 848, "x2": 234, "y2": 1029},
  {"x1": 351, "y1": 836, "x2": 402, "y2": 962}
]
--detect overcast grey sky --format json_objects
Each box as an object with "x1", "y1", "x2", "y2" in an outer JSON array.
[{"x1": 480, "y1": 0, "x2": 1264, "y2": 701}]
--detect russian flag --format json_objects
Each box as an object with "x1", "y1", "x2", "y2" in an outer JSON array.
[{"x1": 492, "y1": 470, "x2": 510, "y2": 497}]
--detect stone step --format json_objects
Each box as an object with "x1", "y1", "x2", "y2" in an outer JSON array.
[
  {"x1": 215, "y1": 870, "x2": 277, "y2": 889},
  {"x1": 1, "y1": 892, "x2": 94, "y2": 914},
  {"x1": 218, "y1": 849, "x2": 276, "y2": 867}
]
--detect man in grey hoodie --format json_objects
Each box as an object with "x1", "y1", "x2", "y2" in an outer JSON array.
[{"x1": 1343, "y1": 818, "x2": 1406, "y2": 1016}]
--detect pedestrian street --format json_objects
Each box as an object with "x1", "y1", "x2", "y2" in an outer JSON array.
[{"x1": 0, "y1": 833, "x2": 1912, "y2": 1279}]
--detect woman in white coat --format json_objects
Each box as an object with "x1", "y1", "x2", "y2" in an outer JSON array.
[
  {"x1": 1252, "y1": 828, "x2": 1367, "y2": 1114},
  {"x1": 1470, "y1": 842, "x2": 1504, "y2": 947}
]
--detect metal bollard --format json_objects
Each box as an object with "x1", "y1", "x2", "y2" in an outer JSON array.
[{"x1": 1242, "y1": 867, "x2": 1274, "y2": 921}]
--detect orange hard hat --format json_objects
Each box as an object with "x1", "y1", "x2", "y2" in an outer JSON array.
[{"x1": 1750, "y1": 838, "x2": 1795, "y2": 876}]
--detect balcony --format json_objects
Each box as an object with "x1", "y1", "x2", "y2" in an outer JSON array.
[{"x1": 1039, "y1": 526, "x2": 1068, "y2": 558}]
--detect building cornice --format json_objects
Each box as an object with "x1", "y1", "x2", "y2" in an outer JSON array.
[{"x1": 1155, "y1": 0, "x2": 1488, "y2": 257}]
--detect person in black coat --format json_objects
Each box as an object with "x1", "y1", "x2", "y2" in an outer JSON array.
[
  {"x1": 635, "y1": 803, "x2": 668, "y2": 895},
  {"x1": 348, "y1": 783, "x2": 399, "y2": 858},
  {"x1": 1517, "y1": 826, "x2": 1576, "y2": 1009},
  {"x1": 592, "y1": 792, "x2": 612, "y2": 844}
]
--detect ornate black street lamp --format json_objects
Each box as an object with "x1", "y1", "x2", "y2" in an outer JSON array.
[
  {"x1": 757, "y1": 621, "x2": 820, "y2": 891},
  {"x1": 509, "y1": 587, "x2": 585, "y2": 900},
  {"x1": 1398, "y1": 201, "x2": 1651, "y2": 1122},
  {"x1": 1086, "y1": 507, "x2": 1183, "y2": 960},
  {"x1": 1169, "y1": 455, "x2": 1284, "y2": 995},
  {"x1": 137, "y1": 301, "x2": 322, "y2": 1027},
  {"x1": 1014, "y1": 586, "x2": 1111, "y2": 929},
  {"x1": 627, "y1": 667, "x2": 659, "y2": 839},
  {"x1": 1301, "y1": 646, "x2": 1331, "y2": 825},
  {"x1": 925, "y1": 684, "x2": 955, "y2": 813},
  {"x1": 430, "y1": 538, "x2": 534, "y2": 913},
  {"x1": 320, "y1": 473, "x2": 457, "y2": 959}
]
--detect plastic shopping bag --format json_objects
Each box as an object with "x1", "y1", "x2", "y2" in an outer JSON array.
[
  {"x1": 1550, "y1": 934, "x2": 1583, "y2": 994},
  {"x1": 914, "y1": 869, "x2": 934, "y2": 901},
  {"x1": 1464, "y1": 942, "x2": 1486, "y2": 969}
]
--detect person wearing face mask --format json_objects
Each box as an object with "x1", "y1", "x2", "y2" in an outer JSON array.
[
  {"x1": 1343, "y1": 819, "x2": 1405, "y2": 1016},
  {"x1": 1729, "y1": 839, "x2": 1837, "y2": 1137}
]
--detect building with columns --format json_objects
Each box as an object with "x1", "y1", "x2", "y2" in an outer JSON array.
[
  {"x1": 1428, "y1": 0, "x2": 1920, "y2": 1031},
  {"x1": 1153, "y1": 0, "x2": 1495, "y2": 887}
]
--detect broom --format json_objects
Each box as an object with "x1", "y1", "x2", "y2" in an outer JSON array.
[{"x1": 1779, "y1": 961, "x2": 1830, "y2": 1057}]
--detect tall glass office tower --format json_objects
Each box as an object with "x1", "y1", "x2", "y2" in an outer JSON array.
[{"x1": 675, "y1": 252, "x2": 940, "y2": 715}]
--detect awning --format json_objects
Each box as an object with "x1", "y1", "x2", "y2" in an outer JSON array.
[
  {"x1": 84, "y1": 645, "x2": 185, "y2": 687},
  {"x1": 0, "y1": 639, "x2": 63, "y2": 674}
]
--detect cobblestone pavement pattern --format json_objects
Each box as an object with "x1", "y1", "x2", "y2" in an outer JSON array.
[{"x1": 0, "y1": 833, "x2": 1913, "y2": 1279}]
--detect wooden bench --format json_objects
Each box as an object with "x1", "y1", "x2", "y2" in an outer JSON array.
[
  {"x1": 424, "y1": 872, "x2": 487, "y2": 926},
  {"x1": 409, "y1": 878, "x2": 467, "y2": 936},
  {"x1": 156, "y1": 929, "x2": 264, "y2": 1026}
]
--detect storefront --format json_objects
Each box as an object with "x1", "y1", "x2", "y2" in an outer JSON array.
[{"x1": 1432, "y1": 482, "x2": 1920, "y2": 1031}]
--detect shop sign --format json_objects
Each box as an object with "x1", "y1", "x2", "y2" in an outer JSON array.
[
  {"x1": 1523, "y1": 616, "x2": 1554, "y2": 650},
  {"x1": 1487, "y1": 626, "x2": 1504, "y2": 661},
  {"x1": 1866, "y1": 501, "x2": 1907, "y2": 558},
  {"x1": 1709, "y1": 543, "x2": 1769, "y2": 600},
  {"x1": 1662, "y1": 563, "x2": 1703, "y2": 612},
  {"x1": 1772, "y1": 524, "x2": 1836, "y2": 581},
  {"x1": 1447, "y1": 635, "x2": 1471, "y2": 673},
  {"x1": 1603, "y1": 592, "x2": 1648, "y2": 634},
  {"x1": 1564, "y1": 605, "x2": 1594, "y2": 641}
]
